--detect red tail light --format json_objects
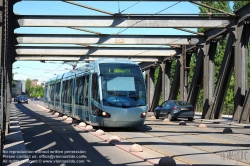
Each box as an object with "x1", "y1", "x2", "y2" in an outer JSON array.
[
  {"x1": 141, "y1": 112, "x2": 147, "y2": 118},
  {"x1": 173, "y1": 107, "x2": 178, "y2": 111}
]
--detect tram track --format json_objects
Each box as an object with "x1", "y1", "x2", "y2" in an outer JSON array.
[
  {"x1": 30, "y1": 102, "x2": 250, "y2": 165},
  {"x1": 146, "y1": 123, "x2": 250, "y2": 145},
  {"x1": 104, "y1": 122, "x2": 250, "y2": 165}
]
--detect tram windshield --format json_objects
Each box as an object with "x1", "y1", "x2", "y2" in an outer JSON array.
[{"x1": 100, "y1": 63, "x2": 146, "y2": 107}]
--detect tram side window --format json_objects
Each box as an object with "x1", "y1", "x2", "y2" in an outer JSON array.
[
  {"x1": 66, "y1": 80, "x2": 72, "y2": 103},
  {"x1": 75, "y1": 77, "x2": 80, "y2": 105},
  {"x1": 75, "y1": 76, "x2": 85, "y2": 105},
  {"x1": 49, "y1": 84, "x2": 55, "y2": 101},
  {"x1": 55, "y1": 82, "x2": 60, "y2": 101},
  {"x1": 91, "y1": 73, "x2": 100, "y2": 103},
  {"x1": 44, "y1": 85, "x2": 48, "y2": 100},
  {"x1": 84, "y1": 75, "x2": 89, "y2": 106},
  {"x1": 62, "y1": 81, "x2": 67, "y2": 103}
]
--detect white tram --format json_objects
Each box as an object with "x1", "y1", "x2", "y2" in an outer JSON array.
[{"x1": 44, "y1": 59, "x2": 148, "y2": 127}]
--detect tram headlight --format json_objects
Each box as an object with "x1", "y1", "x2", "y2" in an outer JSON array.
[
  {"x1": 102, "y1": 111, "x2": 111, "y2": 118},
  {"x1": 140, "y1": 112, "x2": 147, "y2": 118}
]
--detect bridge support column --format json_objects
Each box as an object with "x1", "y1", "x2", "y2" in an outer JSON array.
[
  {"x1": 169, "y1": 60, "x2": 180, "y2": 100},
  {"x1": 202, "y1": 40, "x2": 217, "y2": 119},
  {"x1": 150, "y1": 66, "x2": 162, "y2": 112},
  {"x1": 180, "y1": 46, "x2": 191, "y2": 101},
  {"x1": 233, "y1": 21, "x2": 249, "y2": 122},
  {"x1": 234, "y1": 21, "x2": 250, "y2": 123},
  {"x1": 187, "y1": 46, "x2": 203, "y2": 112},
  {"x1": 161, "y1": 61, "x2": 171, "y2": 102},
  {"x1": 146, "y1": 67, "x2": 155, "y2": 111},
  {"x1": 211, "y1": 31, "x2": 235, "y2": 119}
]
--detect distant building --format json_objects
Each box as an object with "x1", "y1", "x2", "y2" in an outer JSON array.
[
  {"x1": 31, "y1": 80, "x2": 38, "y2": 87},
  {"x1": 12, "y1": 80, "x2": 25, "y2": 97},
  {"x1": 22, "y1": 80, "x2": 26, "y2": 93},
  {"x1": 37, "y1": 81, "x2": 43, "y2": 86},
  {"x1": 31, "y1": 80, "x2": 44, "y2": 87}
]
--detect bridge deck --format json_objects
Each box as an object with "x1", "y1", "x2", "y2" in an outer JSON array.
[{"x1": 3, "y1": 101, "x2": 250, "y2": 166}]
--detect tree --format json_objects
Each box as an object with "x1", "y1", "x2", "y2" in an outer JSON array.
[
  {"x1": 233, "y1": 1, "x2": 249, "y2": 11},
  {"x1": 198, "y1": 1, "x2": 231, "y2": 33},
  {"x1": 25, "y1": 78, "x2": 32, "y2": 96},
  {"x1": 12, "y1": 73, "x2": 15, "y2": 87},
  {"x1": 25, "y1": 78, "x2": 44, "y2": 98}
]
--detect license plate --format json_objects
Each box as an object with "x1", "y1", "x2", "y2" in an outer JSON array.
[{"x1": 181, "y1": 108, "x2": 189, "y2": 110}]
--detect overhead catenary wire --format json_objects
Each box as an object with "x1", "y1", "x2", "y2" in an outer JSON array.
[
  {"x1": 116, "y1": 1, "x2": 181, "y2": 35},
  {"x1": 132, "y1": 15, "x2": 225, "y2": 57}
]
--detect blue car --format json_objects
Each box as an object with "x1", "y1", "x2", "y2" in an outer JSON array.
[
  {"x1": 17, "y1": 95, "x2": 29, "y2": 104},
  {"x1": 154, "y1": 100, "x2": 194, "y2": 121}
]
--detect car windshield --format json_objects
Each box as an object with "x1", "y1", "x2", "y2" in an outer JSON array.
[
  {"x1": 174, "y1": 101, "x2": 191, "y2": 106},
  {"x1": 19, "y1": 95, "x2": 28, "y2": 99},
  {"x1": 100, "y1": 63, "x2": 146, "y2": 108}
]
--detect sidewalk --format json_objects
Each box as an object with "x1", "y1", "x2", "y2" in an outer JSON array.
[
  {"x1": 2, "y1": 104, "x2": 30, "y2": 166},
  {"x1": 194, "y1": 112, "x2": 250, "y2": 128}
]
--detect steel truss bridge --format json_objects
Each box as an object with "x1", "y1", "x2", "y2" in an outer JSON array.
[{"x1": 0, "y1": 0, "x2": 250, "y2": 161}]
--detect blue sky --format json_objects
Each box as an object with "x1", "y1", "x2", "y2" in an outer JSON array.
[{"x1": 13, "y1": 1, "x2": 200, "y2": 82}]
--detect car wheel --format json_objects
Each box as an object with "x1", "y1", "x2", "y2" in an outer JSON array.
[
  {"x1": 154, "y1": 110, "x2": 159, "y2": 119},
  {"x1": 167, "y1": 113, "x2": 173, "y2": 121},
  {"x1": 188, "y1": 118, "x2": 193, "y2": 121}
]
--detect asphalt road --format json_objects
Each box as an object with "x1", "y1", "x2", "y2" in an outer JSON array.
[
  {"x1": 14, "y1": 102, "x2": 152, "y2": 166},
  {"x1": 11, "y1": 100, "x2": 250, "y2": 166}
]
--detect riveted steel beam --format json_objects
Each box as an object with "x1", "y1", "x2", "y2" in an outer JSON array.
[
  {"x1": 145, "y1": 67, "x2": 155, "y2": 111},
  {"x1": 233, "y1": 21, "x2": 249, "y2": 123},
  {"x1": 241, "y1": 87, "x2": 250, "y2": 124},
  {"x1": 212, "y1": 31, "x2": 235, "y2": 119},
  {"x1": 15, "y1": 56, "x2": 163, "y2": 62},
  {"x1": 234, "y1": 22, "x2": 250, "y2": 124},
  {"x1": 139, "y1": 62, "x2": 160, "y2": 71},
  {"x1": 169, "y1": 60, "x2": 180, "y2": 100},
  {"x1": 13, "y1": 0, "x2": 242, "y2": 2},
  {"x1": 14, "y1": 46, "x2": 181, "y2": 57},
  {"x1": 15, "y1": 34, "x2": 205, "y2": 45},
  {"x1": 179, "y1": 45, "x2": 191, "y2": 101},
  {"x1": 150, "y1": 66, "x2": 162, "y2": 112},
  {"x1": 202, "y1": 40, "x2": 217, "y2": 119},
  {"x1": 235, "y1": 2, "x2": 250, "y2": 23},
  {"x1": 161, "y1": 61, "x2": 171, "y2": 101},
  {"x1": 13, "y1": 15, "x2": 231, "y2": 28},
  {"x1": 187, "y1": 46, "x2": 203, "y2": 111}
]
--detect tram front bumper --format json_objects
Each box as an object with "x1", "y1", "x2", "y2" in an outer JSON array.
[{"x1": 103, "y1": 119, "x2": 145, "y2": 127}]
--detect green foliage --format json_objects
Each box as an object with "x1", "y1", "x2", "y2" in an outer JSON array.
[
  {"x1": 233, "y1": 1, "x2": 249, "y2": 11},
  {"x1": 198, "y1": 1, "x2": 231, "y2": 33},
  {"x1": 25, "y1": 78, "x2": 44, "y2": 97},
  {"x1": 30, "y1": 86, "x2": 44, "y2": 98},
  {"x1": 12, "y1": 73, "x2": 15, "y2": 87},
  {"x1": 25, "y1": 78, "x2": 32, "y2": 96}
]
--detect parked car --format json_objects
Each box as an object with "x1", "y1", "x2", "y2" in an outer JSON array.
[
  {"x1": 154, "y1": 100, "x2": 194, "y2": 121},
  {"x1": 14, "y1": 96, "x2": 19, "y2": 102},
  {"x1": 17, "y1": 95, "x2": 29, "y2": 104},
  {"x1": 33, "y1": 98, "x2": 40, "y2": 101}
]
